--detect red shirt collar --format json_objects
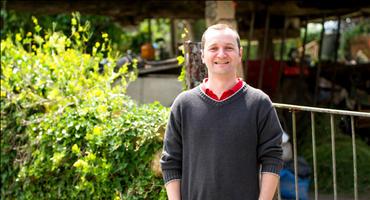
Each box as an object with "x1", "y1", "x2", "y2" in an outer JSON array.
[{"x1": 201, "y1": 78, "x2": 244, "y2": 101}]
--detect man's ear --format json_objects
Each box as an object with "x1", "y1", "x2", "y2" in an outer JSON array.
[
  {"x1": 201, "y1": 49, "x2": 205, "y2": 63},
  {"x1": 239, "y1": 47, "x2": 243, "y2": 58}
]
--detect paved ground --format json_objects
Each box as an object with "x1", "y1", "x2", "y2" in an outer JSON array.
[
  {"x1": 280, "y1": 192, "x2": 370, "y2": 200},
  {"x1": 309, "y1": 192, "x2": 370, "y2": 200}
]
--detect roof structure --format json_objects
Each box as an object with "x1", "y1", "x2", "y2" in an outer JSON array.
[{"x1": 5, "y1": 0, "x2": 370, "y2": 26}]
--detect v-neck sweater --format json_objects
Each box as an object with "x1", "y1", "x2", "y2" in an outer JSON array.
[
  {"x1": 160, "y1": 83, "x2": 283, "y2": 200},
  {"x1": 201, "y1": 78, "x2": 244, "y2": 101}
]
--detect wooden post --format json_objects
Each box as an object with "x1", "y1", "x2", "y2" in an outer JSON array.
[
  {"x1": 258, "y1": 8, "x2": 270, "y2": 89},
  {"x1": 277, "y1": 16, "x2": 287, "y2": 94},
  {"x1": 314, "y1": 16, "x2": 326, "y2": 105},
  {"x1": 148, "y1": 18, "x2": 152, "y2": 43},
  {"x1": 205, "y1": 1, "x2": 244, "y2": 79},
  {"x1": 184, "y1": 41, "x2": 207, "y2": 89},
  {"x1": 330, "y1": 15, "x2": 341, "y2": 104},
  {"x1": 245, "y1": 11, "x2": 255, "y2": 81},
  {"x1": 170, "y1": 19, "x2": 176, "y2": 57},
  {"x1": 300, "y1": 18, "x2": 308, "y2": 79},
  {"x1": 295, "y1": 18, "x2": 309, "y2": 104},
  {"x1": 205, "y1": 1, "x2": 237, "y2": 28},
  {"x1": 333, "y1": 16, "x2": 341, "y2": 63}
]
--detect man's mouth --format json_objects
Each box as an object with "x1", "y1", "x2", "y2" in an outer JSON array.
[{"x1": 215, "y1": 61, "x2": 230, "y2": 64}]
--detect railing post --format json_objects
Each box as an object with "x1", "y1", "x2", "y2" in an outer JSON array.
[
  {"x1": 351, "y1": 116, "x2": 358, "y2": 200},
  {"x1": 292, "y1": 111, "x2": 299, "y2": 200},
  {"x1": 273, "y1": 103, "x2": 370, "y2": 200},
  {"x1": 330, "y1": 114, "x2": 337, "y2": 200},
  {"x1": 311, "y1": 112, "x2": 318, "y2": 200}
]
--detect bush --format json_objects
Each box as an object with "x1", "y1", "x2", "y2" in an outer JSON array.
[
  {"x1": 299, "y1": 114, "x2": 370, "y2": 194},
  {"x1": 1, "y1": 13, "x2": 168, "y2": 199}
]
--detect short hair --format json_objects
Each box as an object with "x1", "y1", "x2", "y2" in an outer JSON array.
[{"x1": 201, "y1": 24, "x2": 241, "y2": 50}]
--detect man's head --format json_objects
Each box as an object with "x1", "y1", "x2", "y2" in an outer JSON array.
[
  {"x1": 201, "y1": 24, "x2": 241, "y2": 51},
  {"x1": 201, "y1": 24, "x2": 242, "y2": 77}
]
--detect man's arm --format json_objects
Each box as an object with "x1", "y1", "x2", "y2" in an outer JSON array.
[
  {"x1": 256, "y1": 95, "x2": 283, "y2": 200},
  {"x1": 160, "y1": 97, "x2": 183, "y2": 199},
  {"x1": 165, "y1": 180, "x2": 181, "y2": 200},
  {"x1": 259, "y1": 173, "x2": 279, "y2": 200}
]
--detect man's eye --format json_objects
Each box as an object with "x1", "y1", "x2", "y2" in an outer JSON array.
[
  {"x1": 226, "y1": 47, "x2": 234, "y2": 50},
  {"x1": 209, "y1": 47, "x2": 217, "y2": 51}
]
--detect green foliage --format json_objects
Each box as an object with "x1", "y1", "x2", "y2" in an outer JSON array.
[
  {"x1": 1, "y1": 10, "x2": 136, "y2": 55},
  {"x1": 139, "y1": 19, "x2": 171, "y2": 43},
  {"x1": 299, "y1": 114, "x2": 370, "y2": 194},
  {"x1": 177, "y1": 48, "x2": 187, "y2": 91},
  {"x1": 300, "y1": 25, "x2": 321, "y2": 44},
  {"x1": 1, "y1": 13, "x2": 168, "y2": 199},
  {"x1": 177, "y1": 27, "x2": 190, "y2": 91},
  {"x1": 340, "y1": 18, "x2": 370, "y2": 60}
]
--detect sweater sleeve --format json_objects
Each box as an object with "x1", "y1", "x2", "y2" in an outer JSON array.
[
  {"x1": 257, "y1": 96, "x2": 283, "y2": 175},
  {"x1": 160, "y1": 101, "x2": 183, "y2": 184}
]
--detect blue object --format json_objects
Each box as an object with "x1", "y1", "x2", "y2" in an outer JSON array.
[{"x1": 280, "y1": 169, "x2": 310, "y2": 200}]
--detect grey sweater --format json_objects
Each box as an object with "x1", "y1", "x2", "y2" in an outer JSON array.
[{"x1": 160, "y1": 83, "x2": 283, "y2": 200}]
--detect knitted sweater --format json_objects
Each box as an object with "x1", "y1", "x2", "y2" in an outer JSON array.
[{"x1": 160, "y1": 83, "x2": 283, "y2": 200}]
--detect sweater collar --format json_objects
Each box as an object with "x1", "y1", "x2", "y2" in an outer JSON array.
[
  {"x1": 200, "y1": 78, "x2": 244, "y2": 101},
  {"x1": 199, "y1": 81, "x2": 247, "y2": 103}
]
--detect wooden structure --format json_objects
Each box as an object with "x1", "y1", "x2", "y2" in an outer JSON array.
[
  {"x1": 4, "y1": 0, "x2": 370, "y2": 107},
  {"x1": 5, "y1": 1, "x2": 370, "y2": 35}
]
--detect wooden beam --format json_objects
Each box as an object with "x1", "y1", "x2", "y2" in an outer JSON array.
[
  {"x1": 245, "y1": 11, "x2": 255, "y2": 80},
  {"x1": 314, "y1": 16, "x2": 326, "y2": 106},
  {"x1": 258, "y1": 8, "x2": 270, "y2": 89}
]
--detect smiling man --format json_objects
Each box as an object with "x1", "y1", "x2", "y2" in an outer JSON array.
[{"x1": 160, "y1": 24, "x2": 283, "y2": 200}]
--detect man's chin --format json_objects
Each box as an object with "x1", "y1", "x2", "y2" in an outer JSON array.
[{"x1": 211, "y1": 70, "x2": 235, "y2": 76}]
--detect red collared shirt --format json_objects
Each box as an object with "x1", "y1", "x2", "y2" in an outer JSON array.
[{"x1": 201, "y1": 78, "x2": 243, "y2": 101}]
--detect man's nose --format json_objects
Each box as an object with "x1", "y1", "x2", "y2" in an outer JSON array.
[{"x1": 217, "y1": 49, "x2": 227, "y2": 57}]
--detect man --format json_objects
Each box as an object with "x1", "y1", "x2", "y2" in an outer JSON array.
[{"x1": 160, "y1": 24, "x2": 283, "y2": 200}]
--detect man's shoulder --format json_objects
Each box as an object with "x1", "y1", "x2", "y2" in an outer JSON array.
[
  {"x1": 244, "y1": 83, "x2": 270, "y2": 101},
  {"x1": 172, "y1": 86, "x2": 200, "y2": 106}
]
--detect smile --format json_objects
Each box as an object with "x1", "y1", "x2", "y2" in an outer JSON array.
[{"x1": 215, "y1": 61, "x2": 230, "y2": 64}]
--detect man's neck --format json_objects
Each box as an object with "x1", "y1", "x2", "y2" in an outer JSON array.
[{"x1": 206, "y1": 75, "x2": 238, "y2": 98}]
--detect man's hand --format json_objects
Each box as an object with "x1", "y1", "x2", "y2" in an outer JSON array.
[
  {"x1": 165, "y1": 179, "x2": 181, "y2": 200},
  {"x1": 259, "y1": 173, "x2": 279, "y2": 200}
]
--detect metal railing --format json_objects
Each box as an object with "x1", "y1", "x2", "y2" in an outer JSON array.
[{"x1": 272, "y1": 103, "x2": 370, "y2": 200}]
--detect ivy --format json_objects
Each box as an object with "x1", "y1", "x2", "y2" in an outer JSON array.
[{"x1": 1, "y1": 12, "x2": 168, "y2": 199}]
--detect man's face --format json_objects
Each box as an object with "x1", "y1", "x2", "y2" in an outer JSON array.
[{"x1": 201, "y1": 29, "x2": 242, "y2": 77}]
